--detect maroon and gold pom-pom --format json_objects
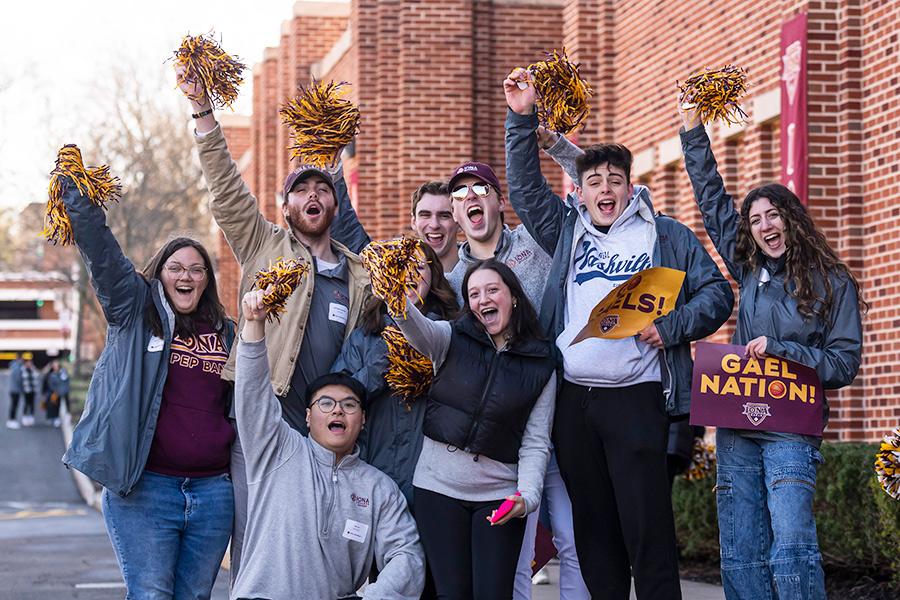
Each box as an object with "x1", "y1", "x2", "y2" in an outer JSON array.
[
  {"x1": 519, "y1": 48, "x2": 593, "y2": 134},
  {"x1": 280, "y1": 80, "x2": 361, "y2": 169},
  {"x1": 684, "y1": 438, "x2": 717, "y2": 482},
  {"x1": 677, "y1": 65, "x2": 749, "y2": 125},
  {"x1": 875, "y1": 428, "x2": 900, "y2": 501},
  {"x1": 382, "y1": 325, "x2": 433, "y2": 404},
  {"x1": 173, "y1": 32, "x2": 246, "y2": 110},
  {"x1": 360, "y1": 237, "x2": 425, "y2": 320},
  {"x1": 253, "y1": 257, "x2": 310, "y2": 322},
  {"x1": 43, "y1": 145, "x2": 122, "y2": 246}
]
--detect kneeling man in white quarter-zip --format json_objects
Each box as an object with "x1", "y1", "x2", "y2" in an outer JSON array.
[{"x1": 232, "y1": 289, "x2": 425, "y2": 600}]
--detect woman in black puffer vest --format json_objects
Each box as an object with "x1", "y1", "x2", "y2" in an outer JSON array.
[{"x1": 389, "y1": 259, "x2": 556, "y2": 600}]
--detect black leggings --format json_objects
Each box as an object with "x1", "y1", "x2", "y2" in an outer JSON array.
[
  {"x1": 413, "y1": 487, "x2": 525, "y2": 600},
  {"x1": 9, "y1": 392, "x2": 34, "y2": 420}
]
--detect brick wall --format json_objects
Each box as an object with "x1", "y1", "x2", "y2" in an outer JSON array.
[{"x1": 216, "y1": 0, "x2": 898, "y2": 441}]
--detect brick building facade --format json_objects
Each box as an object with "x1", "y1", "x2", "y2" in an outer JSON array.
[{"x1": 213, "y1": 0, "x2": 900, "y2": 442}]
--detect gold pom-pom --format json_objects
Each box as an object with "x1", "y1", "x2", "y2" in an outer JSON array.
[
  {"x1": 382, "y1": 325, "x2": 433, "y2": 404},
  {"x1": 43, "y1": 145, "x2": 122, "y2": 246},
  {"x1": 360, "y1": 237, "x2": 424, "y2": 320},
  {"x1": 684, "y1": 438, "x2": 717, "y2": 481},
  {"x1": 875, "y1": 428, "x2": 900, "y2": 501},
  {"x1": 677, "y1": 65, "x2": 749, "y2": 125},
  {"x1": 253, "y1": 257, "x2": 310, "y2": 322},
  {"x1": 173, "y1": 32, "x2": 246, "y2": 109},
  {"x1": 520, "y1": 48, "x2": 593, "y2": 134},
  {"x1": 279, "y1": 80, "x2": 361, "y2": 168}
]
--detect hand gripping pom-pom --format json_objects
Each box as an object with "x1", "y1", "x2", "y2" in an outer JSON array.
[
  {"x1": 173, "y1": 32, "x2": 246, "y2": 110},
  {"x1": 382, "y1": 325, "x2": 433, "y2": 404},
  {"x1": 677, "y1": 65, "x2": 749, "y2": 125},
  {"x1": 253, "y1": 258, "x2": 310, "y2": 323},
  {"x1": 43, "y1": 145, "x2": 122, "y2": 246},
  {"x1": 280, "y1": 80, "x2": 361, "y2": 169},
  {"x1": 518, "y1": 48, "x2": 594, "y2": 134},
  {"x1": 360, "y1": 237, "x2": 425, "y2": 320},
  {"x1": 875, "y1": 428, "x2": 900, "y2": 501}
]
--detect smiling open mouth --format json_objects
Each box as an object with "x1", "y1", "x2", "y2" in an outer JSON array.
[
  {"x1": 174, "y1": 285, "x2": 194, "y2": 297},
  {"x1": 597, "y1": 199, "x2": 616, "y2": 213},
  {"x1": 467, "y1": 206, "x2": 484, "y2": 223},
  {"x1": 328, "y1": 420, "x2": 346, "y2": 432},
  {"x1": 763, "y1": 233, "x2": 781, "y2": 247}
]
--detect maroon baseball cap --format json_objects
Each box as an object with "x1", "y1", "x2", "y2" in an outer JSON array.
[
  {"x1": 283, "y1": 166, "x2": 337, "y2": 201},
  {"x1": 448, "y1": 161, "x2": 502, "y2": 193}
]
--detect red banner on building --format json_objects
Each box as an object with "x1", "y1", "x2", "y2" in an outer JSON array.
[{"x1": 780, "y1": 13, "x2": 808, "y2": 204}]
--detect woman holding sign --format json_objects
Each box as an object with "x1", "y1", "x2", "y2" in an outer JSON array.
[
  {"x1": 376, "y1": 258, "x2": 555, "y2": 600},
  {"x1": 679, "y1": 103, "x2": 864, "y2": 600}
]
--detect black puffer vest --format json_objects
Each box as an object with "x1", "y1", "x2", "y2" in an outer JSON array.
[{"x1": 424, "y1": 314, "x2": 556, "y2": 464}]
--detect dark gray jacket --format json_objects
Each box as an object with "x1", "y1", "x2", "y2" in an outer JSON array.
[
  {"x1": 59, "y1": 180, "x2": 234, "y2": 496},
  {"x1": 680, "y1": 125, "x2": 862, "y2": 392},
  {"x1": 332, "y1": 314, "x2": 427, "y2": 507},
  {"x1": 505, "y1": 110, "x2": 734, "y2": 416}
]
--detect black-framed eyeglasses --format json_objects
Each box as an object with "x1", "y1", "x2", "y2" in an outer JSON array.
[
  {"x1": 311, "y1": 396, "x2": 361, "y2": 414},
  {"x1": 450, "y1": 183, "x2": 491, "y2": 200},
  {"x1": 164, "y1": 263, "x2": 208, "y2": 279}
]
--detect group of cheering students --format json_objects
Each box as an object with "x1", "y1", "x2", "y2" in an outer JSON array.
[{"x1": 58, "y1": 65, "x2": 863, "y2": 600}]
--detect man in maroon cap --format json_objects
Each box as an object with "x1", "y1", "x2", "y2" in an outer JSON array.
[
  {"x1": 177, "y1": 75, "x2": 371, "y2": 582},
  {"x1": 443, "y1": 161, "x2": 552, "y2": 310}
]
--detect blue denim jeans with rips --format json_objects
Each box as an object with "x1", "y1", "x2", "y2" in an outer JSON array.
[
  {"x1": 715, "y1": 428, "x2": 826, "y2": 600},
  {"x1": 102, "y1": 471, "x2": 233, "y2": 600}
]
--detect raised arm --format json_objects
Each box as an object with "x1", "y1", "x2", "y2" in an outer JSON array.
[
  {"x1": 176, "y1": 67, "x2": 271, "y2": 265},
  {"x1": 392, "y1": 299, "x2": 452, "y2": 371},
  {"x1": 329, "y1": 161, "x2": 372, "y2": 254},
  {"x1": 765, "y1": 276, "x2": 862, "y2": 389},
  {"x1": 679, "y1": 109, "x2": 744, "y2": 281},
  {"x1": 63, "y1": 178, "x2": 145, "y2": 327},
  {"x1": 234, "y1": 290, "x2": 302, "y2": 482},
  {"x1": 503, "y1": 70, "x2": 568, "y2": 256},
  {"x1": 364, "y1": 484, "x2": 425, "y2": 599},
  {"x1": 654, "y1": 222, "x2": 735, "y2": 347}
]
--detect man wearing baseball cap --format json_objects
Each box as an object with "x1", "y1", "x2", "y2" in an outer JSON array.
[
  {"x1": 178, "y1": 75, "x2": 371, "y2": 581},
  {"x1": 444, "y1": 161, "x2": 552, "y2": 308}
]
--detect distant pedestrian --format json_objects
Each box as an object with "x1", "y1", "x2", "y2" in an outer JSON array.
[
  {"x1": 6, "y1": 355, "x2": 24, "y2": 429},
  {"x1": 44, "y1": 361, "x2": 71, "y2": 427},
  {"x1": 19, "y1": 358, "x2": 38, "y2": 428}
]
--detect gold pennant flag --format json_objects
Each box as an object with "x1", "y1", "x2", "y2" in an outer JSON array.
[{"x1": 571, "y1": 267, "x2": 686, "y2": 344}]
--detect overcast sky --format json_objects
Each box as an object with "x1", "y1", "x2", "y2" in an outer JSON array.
[{"x1": 0, "y1": 0, "x2": 339, "y2": 209}]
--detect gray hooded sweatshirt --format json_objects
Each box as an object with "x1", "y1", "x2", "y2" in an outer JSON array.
[{"x1": 233, "y1": 338, "x2": 425, "y2": 600}]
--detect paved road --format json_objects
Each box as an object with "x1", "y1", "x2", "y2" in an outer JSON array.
[{"x1": 0, "y1": 371, "x2": 722, "y2": 599}]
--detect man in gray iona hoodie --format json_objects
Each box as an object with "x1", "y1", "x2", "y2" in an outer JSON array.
[{"x1": 232, "y1": 290, "x2": 425, "y2": 600}]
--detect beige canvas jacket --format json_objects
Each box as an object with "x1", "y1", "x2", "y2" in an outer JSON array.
[{"x1": 195, "y1": 125, "x2": 370, "y2": 396}]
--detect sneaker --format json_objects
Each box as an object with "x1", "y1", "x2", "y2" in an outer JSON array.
[
  {"x1": 532, "y1": 566, "x2": 550, "y2": 585},
  {"x1": 21, "y1": 415, "x2": 34, "y2": 427},
  {"x1": 6, "y1": 420, "x2": 20, "y2": 430},
  {"x1": 52, "y1": 418, "x2": 61, "y2": 428}
]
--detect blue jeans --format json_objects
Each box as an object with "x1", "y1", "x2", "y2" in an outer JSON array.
[
  {"x1": 715, "y1": 428, "x2": 826, "y2": 600},
  {"x1": 102, "y1": 471, "x2": 233, "y2": 600}
]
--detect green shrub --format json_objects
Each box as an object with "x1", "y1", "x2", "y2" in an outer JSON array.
[{"x1": 671, "y1": 441, "x2": 900, "y2": 582}]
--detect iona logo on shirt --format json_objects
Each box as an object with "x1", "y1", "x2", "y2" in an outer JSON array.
[{"x1": 350, "y1": 493, "x2": 369, "y2": 508}]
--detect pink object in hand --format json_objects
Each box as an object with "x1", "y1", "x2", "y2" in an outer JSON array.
[{"x1": 490, "y1": 491, "x2": 521, "y2": 524}]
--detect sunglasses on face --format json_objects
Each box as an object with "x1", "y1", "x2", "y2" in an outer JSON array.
[
  {"x1": 450, "y1": 183, "x2": 491, "y2": 200},
  {"x1": 311, "y1": 396, "x2": 361, "y2": 414}
]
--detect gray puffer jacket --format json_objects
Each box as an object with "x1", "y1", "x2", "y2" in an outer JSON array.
[
  {"x1": 505, "y1": 109, "x2": 734, "y2": 416},
  {"x1": 60, "y1": 179, "x2": 234, "y2": 496},
  {"x1": 680, "y1": 125, "x2": 862, "y2": 393}
]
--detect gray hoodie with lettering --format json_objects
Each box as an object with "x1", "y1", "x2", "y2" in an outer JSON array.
[{"x1": 233, "y1": 338, "x2": 425, "y2": 600}]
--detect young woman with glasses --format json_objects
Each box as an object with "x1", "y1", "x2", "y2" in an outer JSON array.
[{"x1": 61, "y1": 176, "x2": 236, "y2": 599}]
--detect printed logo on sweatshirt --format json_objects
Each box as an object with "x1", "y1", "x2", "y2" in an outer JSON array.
[
  {"x1": 505, "y1": 248, "x2": 534, "y2": 269},
  {"x1": 350, "y1": 493, "x2": 370, "y2": 508},
  {"x1": 170, "y1": 333, "x2": 228, "y2": 375},
  {"x1": 572, "y1": 239, "x2": 651, "y2": 285}
]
